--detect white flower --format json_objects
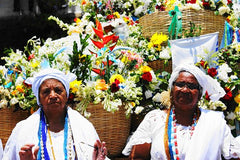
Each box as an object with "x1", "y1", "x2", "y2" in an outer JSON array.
[
  {"x1": 217, "y1": 63, "x2": 232, "y2": 82},
  {"x1": 226, "y1": 112, "x2": 236, "y2": 120},
  {"x1": 159, "y1": 48, "x2": 171, "y2": 59},
  {"x1": 10, "y1": 97, "x2": 19, "y2": 106},
  {"x1": 15, "y1": 76, "x2": 24, "y2": 86},
  {"x1": 218, "y1": 6, "x2": 230, "y2": 15},
  {"x1": 0, "y1": 99, "x2": 8, "y2": 109},
  {"x1": 145, "y1": 90, "x2": 153, "y2": 99},
  {"x1": 230, "y1": 75, "x2": 238, "y2": 80},
  {"x1": 134, "y1": 106, "x2": 144, "y2": 114},
  {"x1": 152, "y1": 93, "x2": 162, "y2": 102}
]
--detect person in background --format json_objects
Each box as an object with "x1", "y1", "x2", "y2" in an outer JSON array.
[
  {"x1": 2, "y1": 68, "x2": 108, "y2": 160},
  {"x1": 122, "y1": 64, "x2": 240, "y2": 160}
]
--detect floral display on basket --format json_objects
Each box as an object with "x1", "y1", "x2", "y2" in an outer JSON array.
[
  {"x1": 0, "y1": 0, "x2": 240, "y2": 129},
  {"x1": 69, "y1": 19, "x2": 160, "y2": 117}
]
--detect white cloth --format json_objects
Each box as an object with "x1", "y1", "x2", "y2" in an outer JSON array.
[
  {"x1": 0, "y1": 139, "x2": 3, "y2": 160},
  {"x1": 168, "y1": 64, "x2": 226, "y2": 101},
  {"x1": 122, "y1": 108, "x2": 240, "y2": 160},
  {"x1": 25, "y1": 68, "x2": 76, "y2": 105},
  {"x1": 170, "y1": 32, "x2": 219, "y2": 70},
  {"x1": 2, "y1": 107, "x2": 100, "y2": 160}
]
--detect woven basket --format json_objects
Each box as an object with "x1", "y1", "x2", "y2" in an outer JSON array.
[
  {"x1": 86, "y1": 103, "x2": 131, "y2": 158},
  {"x1": 139, "y1": 8, "x2": 226, "y2": 46},
  {"x1": 0, "y1": 108, "x2": 30, "y2": 147},
  {"x1": 148, "y1": 59, "x2": 172, "y2": 72}
]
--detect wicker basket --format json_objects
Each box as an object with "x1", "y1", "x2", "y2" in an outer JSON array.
[
  {"x1": 139, "y1": 8, "x2": 226, "y2": 46},
  {"x1": 148, "y1": 59, "x2": 172, "y2": 72},
  {"x1": 86, "y1": 103, "x2": 131, "y2": 158},
  {"x1": 0, "y1": 108, "x2": 30, "y2": 147}
]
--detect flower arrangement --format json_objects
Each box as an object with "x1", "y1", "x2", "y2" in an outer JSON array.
[
  {"x1": 194, "y1": 42, "x2": 240, "y2": 127},
  {"x1": 69, "y1": 19, "x2": 159, "y2": 117},
  {"x1": 0, "y1": 0, "x2": 239, "y2": 126}
]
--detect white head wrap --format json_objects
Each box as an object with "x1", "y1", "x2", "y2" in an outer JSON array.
[
  {"x1": 25, "y1": 68, "x2": 76, "y2": 106},
  {"x1": 168, "y1": 64, "x2": 225, "y2": 101}
]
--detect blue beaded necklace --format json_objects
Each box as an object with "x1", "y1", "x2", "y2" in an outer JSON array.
[
  {"x1": 167, "y1": 108, "x2": 198, "y2": 160},
  {"x1": 37, "y1": 109, "x2": 69, "y2": 159}
]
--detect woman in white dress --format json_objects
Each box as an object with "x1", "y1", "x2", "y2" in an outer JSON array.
[
  {"x1": 3, "y1": 68, "x2": 108, "y2": 160},
  {"x1": 123, "y1": 64, "x2": 240, "y2": 160}
]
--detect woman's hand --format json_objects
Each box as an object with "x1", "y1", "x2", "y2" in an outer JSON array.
[
  {"x1": 19, "y1": 144, "x2": 39, "y2": 160},
  {"x1": 92, "y1": 140, "x2": 107, "y2": 160}
]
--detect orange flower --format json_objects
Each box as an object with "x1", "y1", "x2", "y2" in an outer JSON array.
[
  {"x1": 95, "y1": 79, "x2": 108, "y2": 90},
  {"x1": 11, "y1": 90, "x2": 18, "y2": 96},
  {"x1": 81, "y1": 0, "x2": 87, "y2": 5},
  {"x1": 16, "y1": 85, "x2": 24, "y2": 93}
]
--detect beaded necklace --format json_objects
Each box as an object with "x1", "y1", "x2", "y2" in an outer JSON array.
[
  {"x1": 37, "y1": 109, "x2": 73, "y2": 160},
  {"x1": 164, "y1": 107, "x2": 199, "y2": 160}
]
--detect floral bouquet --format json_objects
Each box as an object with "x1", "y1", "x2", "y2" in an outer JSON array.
[
  {"x1": 194, "y1": 42, "x2": 240, "y2": 128},
  {"x1": 69, "y1": 19, "x2": 160, "y2": 117}
]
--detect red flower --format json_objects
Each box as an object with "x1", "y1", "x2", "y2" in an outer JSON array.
[
  {"x1": 207, "y1": 68, "x2": 217, "y2": 77},
  {"x1": 202, "y1": 1, "x2": 210, "y2": 8},
  {"x1": 205, "y1": 91, "x2": 210, "y2": 101},
  {"x1": 227, "y1": 0, "x2": 232, "y2": 5},
  {"x1": 27, "y1": 54, "x2": 35, "y2": 61},
  {"x1": 106, "y1": 15, "x2": 114, "y2": 20},
  {"x1": 68, "y1": 93, "x2": 75, "y2": 101},
  {"x1": 224, "y1": 87, "x2": 231, "y2": 93},
  {"x1": 200, "y1": 60, "x2": 207, "y2": 69},
  {"x1": 156, "y1": 5, "x2": 165, "y2": 11},
  {"x1": 91, "y1": 19, "x2": 119, "y2": 50},
  {"x1": 23, "y1": 80, "x2": 32, "y2": 88},
  {"x1": 186, "y1": 0, "x2": 196, "y2": 3},
  {"x1": 142, "y1": 72, "x2": 152, "y2": 82},
  {"x1": 223, "y1": 91, "x2": 233, "y2": 100},
  {"x1": 111, "y1": 79, "x2": 120, "y2": 93}
]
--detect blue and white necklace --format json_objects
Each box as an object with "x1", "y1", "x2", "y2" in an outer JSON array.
[{"x1": 37, "y1": 109, "x2": 73, "y2": 160}]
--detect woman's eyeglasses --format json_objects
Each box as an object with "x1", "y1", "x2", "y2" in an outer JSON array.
[{"x1": 173, "y1": 82, "x2": 200, "y2": 90}]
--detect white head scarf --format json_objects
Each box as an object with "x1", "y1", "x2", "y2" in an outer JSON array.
[
  {"x1": 168, "y1": 64, "x2": 225, "y2": 101},
  {"x1": 25, "y1": 68, "x2": 76, "y2": 106}
]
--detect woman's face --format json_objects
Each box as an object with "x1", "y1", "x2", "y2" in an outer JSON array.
[
  {"x1": 39, "y1": 79, "x2": 68, "y2": 113},
  {"x1": 171, "y1": 71, "x2": 201, "y2": 111}
]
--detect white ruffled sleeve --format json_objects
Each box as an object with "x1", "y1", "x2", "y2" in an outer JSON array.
[
  {"x1": 222, "y1": 124, "x2": 240, "y2": 159},
  {"x1": 122, "y1": 109, "x2": 166, "y2": 156}
]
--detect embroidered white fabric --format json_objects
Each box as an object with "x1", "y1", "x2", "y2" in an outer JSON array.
[{"x1": 122, "y1": 109, "x2": 240, "y2": 160}]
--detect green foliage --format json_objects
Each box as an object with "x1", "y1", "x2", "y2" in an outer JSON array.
[
  {"x1": 69, "y1": 34, "x2": 92, "y2": 83},
  {"x1": 182, "y1": 21, "x2": 202, "y2": 38}
]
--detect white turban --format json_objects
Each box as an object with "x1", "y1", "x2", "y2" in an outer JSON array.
[
  {"x1": 168, "y1": 64, "x2": 225, "y2": 101},
  {"x1": 25, "y1": 68, "x2": 76, "y2": 106}
]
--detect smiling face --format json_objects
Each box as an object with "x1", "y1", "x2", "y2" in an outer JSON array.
[
  {"x1": 171, "y1": 71, "x2": 201, "y2": 111},
  {"x1": 39, "y1": 79, "x2": 68, "y2": 115}
]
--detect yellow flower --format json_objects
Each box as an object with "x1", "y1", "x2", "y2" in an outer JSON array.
[
  {"x1": 74, "y1": 18, "x2": 81, "y2": 25},
  {"x1": 148, "y1": 42, "x2": 154, "y2": 49},
  {"x1": 114, "y1": 12, "x2": 120, "y2": 18},
  {"x1": 70, "y1": 80, "x2": 82, "y2": 93},
  {"x1": 121, "y1": 55, "x2": 128, "y2": 64},
  {"x1": 140, "y1": 66, "x2": 152, "y2": 73},
  {"x1": 95, "y1": 79, "x2": 108, "y2": 90},
  {"x1": 68, "y1": 28, "x2": 82, "y2": 36},
  {"x1": 95, "y1": 60, "x2": 101, "y2": 66},
  {"x1": 30, "y1": 61, "x2": 40, "y2": 68},
  {"x1": 16, "y1": 85, "x2": 24, "y2": 93},
  {"x1": 110, "y1": 74, "x2": 125, "y2": 84},
  {"x1": 234, "y1": 94, "x2": 240, "y2": 104},
  {"x1": 131, "y1": 102, "x2": 136, "y2": 107},
  {"x1": 148, "y1": 32, "x2": 168, "y2": 51}
]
